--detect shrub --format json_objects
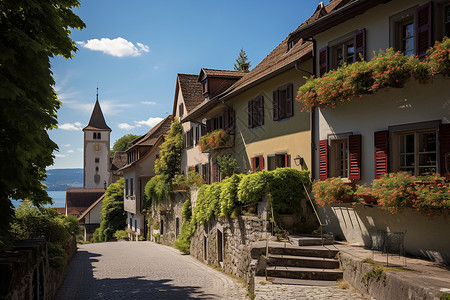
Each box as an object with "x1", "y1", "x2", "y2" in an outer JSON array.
[
  {"x1": 237, "y1": 170, "x2": 273, "y2": 205},
  {"x1": 154, "y1": 118, "x2": 183, "y2": 179},
  {"x1": 193, "y1": 182, "x2": 222, "y2": 225},
  {"x1": 144, "y1": 174, "x2": 170, "y2": 207},
  {"x1": 114, "y1": 230, "x2": 129, "y2": 240},
  {"x1": 216, "y1": 154, "x2": 240, "y2": 178},
  {"x1": 270, "y1": 168, "x2": 309, "y2": 215},
  {"x1": 312, "y1": 177, "x2": 355, "y2": 206},
  {"x1": 219, "y1": 174, "x2": 244, "y2": 216}
]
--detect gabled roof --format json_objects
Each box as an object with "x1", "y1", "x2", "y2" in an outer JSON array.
[
  {"x1": 289, "y1": 0, "x2": 387, "y2": 40},
  {"x1": 198, "y1": 68, "x2": 247, "y2": 82},
  {"x1": 173, "y1": 74, "x2": 204, "y2": 115},
  {"x1": 130, "y1": 115, "x2": 173, "y2": 148},
  {"x1": 78, "y1": 193, "x2": 106, "y2": 221},
  {"x1": 66, "y1": 188, "x2": 106, "y2": 216},
  {"x1": 83, "y1": 100, "x2": 111, "y2": 131},
  {"x1": 119, "y1": 135, "x2": 164, "y2": 172}
]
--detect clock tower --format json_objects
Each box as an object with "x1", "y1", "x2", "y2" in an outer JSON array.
[{"x1": 82, "y1": 93, "x2": 111, "y2": 189}]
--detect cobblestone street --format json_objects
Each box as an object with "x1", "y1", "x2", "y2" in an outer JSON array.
[
  {"x1": 255, "y1": 276, "x2": 367, "y2": 300},
  {"x1": 55, "y1": 241, "x2": 246, "y2": 299}
]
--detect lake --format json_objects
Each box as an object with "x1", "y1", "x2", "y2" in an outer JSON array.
[{"x1": 12, "y1": 190, "x2": 66, "y2": 208}]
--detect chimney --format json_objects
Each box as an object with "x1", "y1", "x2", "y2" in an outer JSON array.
[{"x1": 241, "y1": 63, "x2": 249, "y2": 73}]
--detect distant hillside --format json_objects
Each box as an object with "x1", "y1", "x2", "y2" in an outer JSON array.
[{"x1": 45, "y1": 168, "x2": 83, "y2": 191}]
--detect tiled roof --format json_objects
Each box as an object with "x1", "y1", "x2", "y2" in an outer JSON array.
[
  {"x1": 200, "y1": 68, "x2": 247, "y2": 79},
  {"x1": 177, "y1": 74, "x2": 204, "y2": 113},
  {"x1": 220, "y1": 0, "x2": 347, "y2": 100},
  {"x1": 132, "y1": 115, "x2": 173, "y2": 147},
  {"x1": 110, "y1": 151, "x2": 127, "y2": 171},
  {"x1": 83, "y1": 100, "x2": 111, "y2": 131},
  {"x1": 66, "y1": 188, "x2": 106, "y2": 216},
  {"x1": 54, "y1": 207, "x2": 66, "y2": 215}
]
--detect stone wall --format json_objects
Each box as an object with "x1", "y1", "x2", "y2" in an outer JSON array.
[
  {"x1": 190, "y1": 210, "x2": 270, "y2": 292},
  {"x1": 0, "y1": 236, "x2": 77, "y2": 300},
  {"x1": 150, "y1": 191, "x2": 187, "y2": 245}
]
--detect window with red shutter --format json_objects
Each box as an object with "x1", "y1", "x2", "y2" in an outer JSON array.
[
  {"x1": 348, "y1": 134, "x2": 361, "y2": 180},
  {"x1": 319, "y1": 46, "x2": 328, "y2": 77},
  {"x1": 251, "y1": 157, "x2": 257, "y2": 172},
  {"x1": 374, "y1": 131, "x2": 389, "y2": 179},
  {"x1": 354, "y1": 28, "x2": 366, "y2": 62},
  {"x1": 415, "y1": 2, "x2": 432, "y2": 58},
  {"x1": 318, "y1": 139, "x2": 328, "y2": 180},
  {"x1": 258, "y1": 156, "x2": 264, "y2": 171}
]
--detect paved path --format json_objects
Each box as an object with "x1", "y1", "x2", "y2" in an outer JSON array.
[
  {"x1": 255, "y1": 276, "x2": 367, "y2": 300},
  {"x1": 55, "y1": 241, "x2": 246, "y2": 299}
]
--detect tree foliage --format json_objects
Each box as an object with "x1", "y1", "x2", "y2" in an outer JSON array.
[
  {"x1": 0, "y1": 0, "x2": 85, "y2": 249},
  {"x1": 11, "y1": 201, "x2": 81, "y2": 267},
  {"x1": 93, "y1": 178, "x2": 126, "y2": 242},
  {"x1": 216, "y1": 154, "x2": 240, "y2": 178},
  {"x1": 233, "y1": 48, "x2": 251, "y2": 71},
  {"x1": 154, "y1": 117, "x2": 183, "y2": 179},
  {"x1": 111, "y1": 134, "x2": 141, "y2": 157}
]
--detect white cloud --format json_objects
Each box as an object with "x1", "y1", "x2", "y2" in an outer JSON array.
[
  {"x1": 135, "y1": 117, "x2": 163, "y2": 128},
  {"x1": 142, "y1": 101, "x2": 156, "y2": 105},
  {"x1": 76, "y1": 37, "x2": 150, "y2": 57},
  {"x1": 118, "y1": 123, "x2": 135, "y2": 130},
  {"x1": 67, "y1": 150, "x2": 74, "y2": 154},
  {"x1": 59, "y1": 122, "x2": 83, "y2": 131},
  {"x1": 77, "y1": 148, "x2": 83, "y2": 152},
  {"x1": 55, "y1": 154, "x2": 67, "y2": 158},
  {"x1": 63, "y1": 144, "x2": 71, "y2": 147},
  {"x1": 66, "y1": 100, "x2": 131, "y2": 116}
]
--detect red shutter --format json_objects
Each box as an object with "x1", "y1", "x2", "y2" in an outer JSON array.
[
  {"x1": 286, "y1": 84, "x2": 293, "y2": 118},
  {"x1": 273, "y1": 90, "x2": 279, "y2": 121},
  {"x1": 319, "y1": 46, "x2": 328, "y2": 77},
  {"x1": 258, "y1": 96, "x2": 264, "y2": 126},
  {"x1": 212, "y1": 163, "x2": 218, "y2": 182},
  {"x1": 284, "y1": 154, "x2": 289, "y2": 168},
  {"x1": 251, "y1": 157, "x2": 257, "y2": 171},
  {"x1": 248, "y1": 100, "x2": 253, "y2": 128},
  {"x1": 348, "y1": 134, "x2": 362, "y2": 180},
  {"x1": 318, "y1": 139, "x2": 328, "y2": 180},
  {"x1": 439, "y1": 124, "x2": 450, "y2": 179},
  {"x1": 415, "y1": 2, "x2": 432, "y2": 58},
  {"x1": 259, "y1": 156, "x2": 264, "y2": 171},
  {"x1": 354, "y1": 28, "x2": 366, "y2": 62},
  {"x1": 224, "y1": 109, "x2": 229, "y2": 131},
  {"x1": 206, "y1": 119, "x2": 212, "y2": 133},
  {"x1": 374, "y1": 131, "x2": 389, "y2": 179}
]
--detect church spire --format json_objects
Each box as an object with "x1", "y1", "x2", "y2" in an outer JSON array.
[{"x1": 83, "y1": 88, "x2": 111, "y2": 131}]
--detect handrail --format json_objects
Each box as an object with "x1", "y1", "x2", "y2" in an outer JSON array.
[
  {"x1": 265, "y1": 202, "x2": 275, "y2": 280},
  {"x1": 302, "y1": 182, "x2": 325, "y2": 246}
]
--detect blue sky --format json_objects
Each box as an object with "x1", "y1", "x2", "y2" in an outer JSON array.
[{"x1": 50, "y1": 0, "x2": 324, "y2": 169}]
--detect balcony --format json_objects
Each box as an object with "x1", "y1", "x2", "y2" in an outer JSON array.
[{"x1": 199, "y1": 129, "x2": 234, "y2": 153}]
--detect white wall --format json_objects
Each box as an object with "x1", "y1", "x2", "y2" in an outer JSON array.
[
  {"x1": 85, "y1": 200, "x2": 103, "y2": 224},
  {"x1": 84, "y1": 129, "x2": 110, "y2": 189},
  {"x1": 313, "y1": 76, "x2": 450, "y2": 184},
  {"x1": 123, "y1": 168, "x2": 137, "y2": 214}
]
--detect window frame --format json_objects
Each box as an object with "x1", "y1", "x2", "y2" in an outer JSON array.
[
  {"x1": 328, "y1": 31, "x2": 357, "y2": 70},
  {"x1": 267, "y1": 153, "x2": 289, "y2": 171},
  {"x1": 389, "y1": 6, "x2": 417, "y2": 55},
  {"x1": 248, "y1": 95, "x2": 264, "y2": 128}
]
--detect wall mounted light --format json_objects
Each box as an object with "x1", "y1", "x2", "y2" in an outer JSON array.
[{"x1": 294, "y1": 155, "x2": 304, "y2": 166}]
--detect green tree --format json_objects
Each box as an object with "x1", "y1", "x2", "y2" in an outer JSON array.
[
  {"x1": 0, "y1": 0, "x2": 85, "y2": 249},
  {"x1": 93, "y1": 178, "x2": 126, "y2": 242},
  {"x1": 154, "y1": 117, "x2": 183, "y2": 179},
  {"x1": 111, "y1": 134, "x2": 141, "y2": 157},
  {"x1": 233, "y1": 48, "x2": 251, "y2": 71},
  {"x1": 216, "y1": 154, "x2": 240, "y2": 178}
]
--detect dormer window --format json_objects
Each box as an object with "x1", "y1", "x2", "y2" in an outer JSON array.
[{"x1": 202, "y1": 80, "x2": 208, "y2": 94}]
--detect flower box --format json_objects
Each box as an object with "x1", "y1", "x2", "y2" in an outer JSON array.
[{"x1": 199, "y1": 129, "x2": 233, "y2": 152}]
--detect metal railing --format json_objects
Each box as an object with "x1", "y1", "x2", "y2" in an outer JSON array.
[{"x1": 302, "y1": 182, "x2": 325, "y2": 246}]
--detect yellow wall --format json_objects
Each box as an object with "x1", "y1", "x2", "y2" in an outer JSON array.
[{"x1": 226, "y1": 63, "x2": 312, "y2": 173}]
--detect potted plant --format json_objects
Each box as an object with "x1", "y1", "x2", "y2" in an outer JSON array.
[
  {"x1": 312, "y1": 177, "x2": 355, "y2": 206},
  {"x1": 172, "y1": 174, "x2": 188, "y2": 191},
  {"x1": 355, "y1": 185, "x2": 377, "y2": 204},
  {"x1": 199, "y1": 129, "x2": 229, "y2": 152}
]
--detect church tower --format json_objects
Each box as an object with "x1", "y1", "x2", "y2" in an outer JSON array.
[{"x1": 82, "y1": 92, "x2": 111, "y2": 189}]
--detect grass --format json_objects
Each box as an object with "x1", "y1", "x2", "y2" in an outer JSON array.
[
  {"x1": 438, "y1": 292, "x2": 450, "y2": 300},
  {"x1": 361, "y1": 257, "x2": 375, "y2": 265},
  {"x1": 336, "y1": 279, "x2": 350, "y2": 289}
]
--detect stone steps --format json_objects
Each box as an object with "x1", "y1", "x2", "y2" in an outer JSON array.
[
  {"x1": 266, "y1": 266, "x2": 343, "y2": 281},
  {"x1": 268, "y1": 246, "x2": 339, "y2": 259},
  {"x1": 268, "y1": 254, "x2": 340, "y2": 269},
  {"x1": 290, "y1": 236, "x2": 334, "y2": 246}
]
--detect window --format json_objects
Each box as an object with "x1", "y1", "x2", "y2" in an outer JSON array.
[
  {"x1": 251, "y1": 156, "x2": 264, "y2": 171},
  {"x1": 391, "y1": 3, "x2": 432, "y2": 58},
  {"x1": 334, "y1": 40, "x2": 355, "y2": 68},
  {"x1": 93, "y1": 132, "x2": 97, "y2": 139},
  {"x1": 395, "y1": 129, "x2": 437, "y2": 175},
  {"x1": 195, "y1": 126, "x2": 199, "y2": 145},
  {"x1": 318, "y1": 134, "x2": 361, "y2": 180},
  {"x1": 288, "y1": 40, "x2": 295, "y2": 50},
  {"x1": 273, "y1": 84, "x2": 293, "y2": 121},
  {"x1": 125, "y1": 179, "x2": 128, "y2": 196},
  {"x1": 201, "y1": 163, "x2": 210, "y2": 184},
  {"x1": 267, "y1": 154, "x2": 289, "y2": 171},
  {"x1": 130, "y1": 178, "x2": 134, "y2": 196},
  {"x1": 248, "y1": 96, "x2": 264, "y2": 128},
  {"x1": 179, "y1": 103, "x2": 184, "y2": 117},
  {"x1": 95, "y1": 157, "x2": 99, "y2": 163},
  {"x1": 185, "y1": 128, "x2": 194, "y2": 148}
]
